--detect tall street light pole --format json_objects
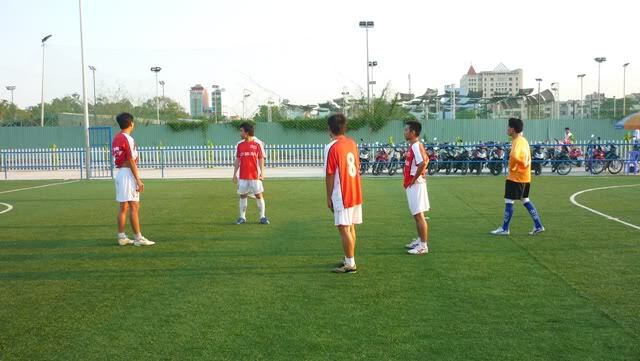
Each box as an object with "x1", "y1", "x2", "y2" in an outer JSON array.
[
  {"x1": 341, "y1": 90, "x2": 350, "y2": 117},
  {"x1": 40, "y1": 34, "x2": 52, "y2": 127},
  {"x1": 88, "y1": 65, "x2": 97, "y2": 121},
  {"x1": 159, "y1": 80, "x2": 165, "y2": 98},
  {"x1": 577, "y1": 74, "x2": 586, "y2": 119},
  {"x1": 594, "y1": 57, "x2": 606, "y2": 119},
  {"x1": 78, "y1": 0, "x2": 91, "y2": 179},
  {"x1": 150, "y1": 67, "x2": 162, "y2": 123},
  {"x1": 623, "y1": 63, "x2": 630, "y2": 116},
  {"x1": 359, "y1": 21, "x2": 374, "y2": 110},
  {"x1": 368, "y1": 60, "x2": 378, "y2": 98},
  {"x1": 536, "y1": 78, "x2": 542, "y2": 119}
]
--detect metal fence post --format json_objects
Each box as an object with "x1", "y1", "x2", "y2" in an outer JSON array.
[{"x1": 161, "y1": 146, "x2": 165, "y2": 179}]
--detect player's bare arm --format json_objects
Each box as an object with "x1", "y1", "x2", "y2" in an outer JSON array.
[
  {"x1": 325, "y1": 173, "x2": 334, "y2": 212},
  {"x1": 232, "y1": 157, "x2": 240, "y2": 183},
  {"x1": 124, "y1": 158, "x2": 144, "y2": 193},
  {"x1": 411, "y1": 161, "x2": 427, "y2": 185},
  {"x1": 259, "y1": 157, "x2": 265, "y2": 180}
]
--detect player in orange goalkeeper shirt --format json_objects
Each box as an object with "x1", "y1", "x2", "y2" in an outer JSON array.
[{"x1": 490, "y1": 118, "x2": 545, "y2": 236}]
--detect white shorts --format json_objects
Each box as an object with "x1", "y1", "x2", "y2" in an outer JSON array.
[
  {"x1": 406, "y1": 181, "x2": 430, "y2": 216},
  {"x1": 115, "y1": 168, "x2": 139, "y2": 203},
  {"x1": 334, "y1": 205, "x2": 363, "y2": 226},
  {"x1": 237, "y1": 179, "x2": 264, "y2": 195}
]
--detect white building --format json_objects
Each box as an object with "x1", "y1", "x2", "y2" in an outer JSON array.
[{"x1": 460, "y1": 63, "x2": 523, "y2": 98}]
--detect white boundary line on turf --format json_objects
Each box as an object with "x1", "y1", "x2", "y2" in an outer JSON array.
[
  {"x1": 0, "y1": 180, "x2": 80, "y2": 195},
  {"x1": 0, "y1": 202, "x2": 13, "y2": 215},
  {"x1": 569, "y1": 184, "x2": 640, "y2": 231}
]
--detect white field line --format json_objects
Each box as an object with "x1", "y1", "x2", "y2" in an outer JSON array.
[
  {"x1": 0, "y1": 203, "x2": 13, "y2": 215},
  {"x1": 569, "y1": 185, "x2": 640, "y2": 231},
  {"x1": 0, "y1": 180, "x2": 80, "y2": 195}
]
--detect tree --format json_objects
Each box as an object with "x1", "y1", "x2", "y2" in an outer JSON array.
[{"x1": 253, "y1": 105, "x2": 286, "y2": 122}]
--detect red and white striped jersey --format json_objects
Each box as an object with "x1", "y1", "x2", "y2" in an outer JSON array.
[
  {"x1": 111, "y1": 132, "x2": 138, "y2": 168},
  {"x1": 236, "y1": 138, "x2": 265, "y2": 180}
]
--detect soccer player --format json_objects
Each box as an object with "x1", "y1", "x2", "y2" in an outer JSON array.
[
  {"x1": 324, "y1": 114, "x2": 362, "y2": 273},
  {"x1": 233, "y1": 122, "x2": 269, "y2": 225},
  {"x1": 491, "y1": 118, "x2": 545, "y2": 236},
  {"x1": 402, "y1": 121, "x2": 430, "y2": 255},
  {"x1": 111, "y1": 112, "x2": 155, "y2": 246}
]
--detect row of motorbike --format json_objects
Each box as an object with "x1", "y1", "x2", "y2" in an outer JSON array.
[{"x1": 358, "y1": 138, "x2": 628, "y2": 176}]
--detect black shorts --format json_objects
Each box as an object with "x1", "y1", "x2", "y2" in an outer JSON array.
[{"x1": 504, "y1": 180, "x2": 530, "y2": 200}]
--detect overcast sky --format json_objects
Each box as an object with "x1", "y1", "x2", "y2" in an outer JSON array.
[{"x1": 0, "y1": 0, "x2": 637, "y2": 116}]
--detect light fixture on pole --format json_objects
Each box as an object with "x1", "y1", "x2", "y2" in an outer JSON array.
[
  {"x1": 88, "y1": 65, "x2": 97, "y2": 121},
  {"x1": 40, "y1": 34, "x2": 52, "y2": 127},
  {"x1": 577, "y1": 74, "x2": 586, "y2": 119},
  {"x1": 242, "y1": 89, "x2": 251, "y2": 120},
  {"x1": 6, "y1": 86, "x2": 16, "y2": 121},
  {"x1": 535, "y1": 78, "x2": 543, "y2": 118},
  {"x1": 359, "y1": 20, "x2": 374, "y2": 110},
  {"x1": 623, "y1": 63, "x2": 630, "y2": 116},
  {"x1": 150, "y1": 67, "x2": 162, "y2": 123},
  {"x1": 594, "y1": 57, "x2": 606, "y2": 119}
]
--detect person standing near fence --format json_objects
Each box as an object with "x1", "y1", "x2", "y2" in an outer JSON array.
[
  {"x1": 111, "y1": 112, "x2": 155, "y2": 246},
  {"x1": 233, "y1": 122, "x2": 269, "y2": 225},
  {"x1": 402, "y1": 121, "x2": 431, "y2": 255},
  {"x1": 490, "y1": 118, "x2": 545, "y2": 236},
  {"x1": 324, "y1": 114, "x2": 362, "y2": 273}
]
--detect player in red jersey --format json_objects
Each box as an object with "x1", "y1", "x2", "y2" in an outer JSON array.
[
  {"x1": 233, "y1": 122, "x2": 269, "y2": 225},
  {"x1": 402, "y1": 121, "x2": 430, "y2": 255},
  {"x1": 111, "y1": 113, "x2": 154, "y2": 246},
  {"x1": 324, "y1": 114, "x2": 362, "y2": 273}
]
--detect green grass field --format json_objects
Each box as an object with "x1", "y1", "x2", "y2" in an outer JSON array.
[{"x1": 1, "y1": 176, "x2": 639, "y2": 360}]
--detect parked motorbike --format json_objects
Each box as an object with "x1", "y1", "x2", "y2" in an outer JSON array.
[
  {"x1": 388, "y1": 144, "x2": 407, "y2": 176},
  {"x1": 532, "y1": 144, "x2": 545, "y2": 175},
  {"x1": 487, "y1": 143, "x2": 505, "y2": 176},
  {"x1": 371, "y1": 143, "x2": 391, "y2": 175},
  {"x1": 604, "y1": 143, "x2": 623, "y2": 174},
  {"x1": 426, "y1": 143, "x2": 439, "y2": 175},
  {"x1": 468, "y1": 144, "x2": 488, "y2": 175},
  {"x1": 359, "y1": 139, "x2": 372, "y2": 175}
]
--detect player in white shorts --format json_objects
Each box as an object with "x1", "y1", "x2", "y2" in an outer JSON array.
[
  {"x1": 402, "y1": 121, "x2": 430, "y2": 255},
  {"x1": 233, "y1": 122, "x2": 269, "y2": 225},
  {"x1": 324, "y1": 114, "x2": 363, "y2": 273},
  {"x1": 111, "y1": 113, "x2": 154, "y2": 246}
]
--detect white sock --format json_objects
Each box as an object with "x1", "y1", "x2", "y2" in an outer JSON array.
[
  {"x1": 345, "y1": 257, "x2": 355, "y2": 267},
  {"x1": 135, "y1": 233, "x2": 142, "y2": 241},
  {"x1": 421, "y1": 241, "x2": 428, "y2": 248},
  {"x1": 239, "y1": 198, "x2": 247, "y2": 219},
  {"x1": 118, "y1": 232, "x2": 127, "y2": 239},
  {"x1": 256, "y1": 198, "x2": 265, "y2": 218}
]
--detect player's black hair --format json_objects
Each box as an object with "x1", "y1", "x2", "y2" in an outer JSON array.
[
  {"x1": 116, "y1": 113, "x2": 134, "y2": 129},
  {"x1": 508, "y1": 117, "x2": 524, "y2": 133},
  {"x1": 405, "y1": 120, "x2": 422, "y2": 136},
  {"x1": 327, "y1": 113, "x2": 347, "y2": 135},
  {"x1": 565, "y1": 127, "x2": 570, "y2": 131},
  {"x1": 239, "y1": 122, "x2": 255, "y2": 136}
]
